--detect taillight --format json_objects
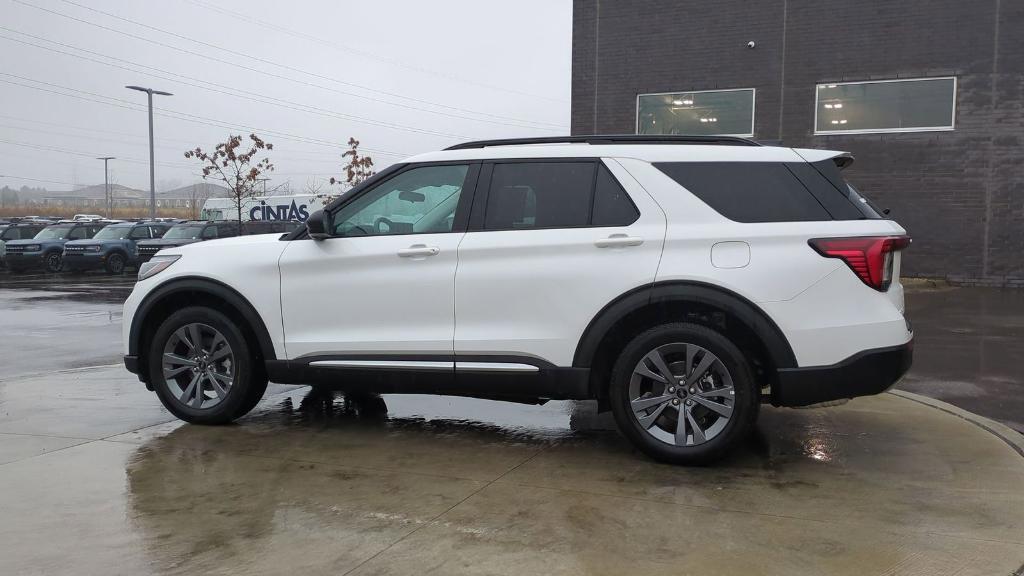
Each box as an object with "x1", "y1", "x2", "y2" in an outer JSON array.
[{"x1": 808, "y1": 236, "x2": 911, "y2": 291}]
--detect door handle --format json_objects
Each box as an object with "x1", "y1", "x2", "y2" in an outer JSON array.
[
  {"x1": 595, "y1": 234, "x2": 643, "y2": 248},
  {"x1": 397, "y1": 244, "x2": 440, "y2": 258}
]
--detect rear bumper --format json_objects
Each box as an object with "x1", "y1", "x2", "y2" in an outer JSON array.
[{"x1": 772, "y1": 339, "x2": 913, "y2": 407}]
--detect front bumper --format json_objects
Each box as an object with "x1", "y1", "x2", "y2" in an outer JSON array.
[
  {"x1": 61, "y1": 252, "x2": 106, "y2": 270},
  {"x1": 3, "y1": 252, "x2": 44, "y2": 269},
  {"x1": 772, "y1": 339, "x2": 913, "y2": 407}
]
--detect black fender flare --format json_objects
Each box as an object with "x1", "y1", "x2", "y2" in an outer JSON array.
[
  {"x1": 128, "y1": 277, "x2": 277, "y2": 361},
  {"x1": 572, "y1": 280, "x2": 797, "y2": 370}
]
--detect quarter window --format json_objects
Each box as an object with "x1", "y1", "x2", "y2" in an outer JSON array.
[
  {"x1": 592, "y1": 164, "x2": 640, "y2": 226},
  {"x1": 654, "y1": 162, "x2": 832, "y2": 223},
  {"x1": 637, "y1": 89, "x2": 755, "y2": 137},
  {"x1": 815, "y1": 77, "x2": 956, "y2": 134},
  {"x1": 333, "y1": 164, "x2": 470, "y2": 237}
]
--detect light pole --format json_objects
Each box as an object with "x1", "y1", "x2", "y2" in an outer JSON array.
[
  {"x1": 96, "y1": 156, "x2": 115, "y2": 218},
  {"x1": 125, "y1": 85, "x2": 172, "y2": 219}
]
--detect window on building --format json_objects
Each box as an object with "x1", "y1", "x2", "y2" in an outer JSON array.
[
  {"x1": 637, "y1": 89, "x2": 755, "y2": 137},
  {"x1": 815, "y1": 77, "x2": 956, "y2": 134}
]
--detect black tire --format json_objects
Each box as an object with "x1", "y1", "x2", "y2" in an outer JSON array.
[
  {"x1": 609, "y1": 322, "x2": 759, "y2": 465},
  {"x1": 105, "y1": 252, "x2": 126, "y2": 274},
  {"x1": 44, "y1": 251, "x2": 62, "y2": 273},
  {"x1": 148, "y1": 306, "x2": 267, "y2": 424}
]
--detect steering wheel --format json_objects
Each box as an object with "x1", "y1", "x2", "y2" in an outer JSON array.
[{"x1": 374, "y1": 216, "x2": 395, "y2": 234}]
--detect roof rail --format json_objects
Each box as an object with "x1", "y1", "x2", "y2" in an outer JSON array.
[{"x1": 444, "y1": 134, "x2": 760, "y2": 150}]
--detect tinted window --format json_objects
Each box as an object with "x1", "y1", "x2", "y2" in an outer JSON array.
[
  {"x1": 484, "y1": 162, "x2": 594, "y2": 230},
  {"x1": 809, "y1": 160, "x2": 883, "y2": 219},
  {"x1": 333, "y1": 164, "x2": 469, "y2": 237},
  {"x1": 129, "y1": 227, "x2": 151, "y2": 239},
  {"x1": 202, "y1": 226, "x2": 218, "y2": 239},
  {"x1": 592, "y1": 164, "x2": 640, "y2": 226},
  {"x1": 151, "y1": 226, "x2": 169, "y2": 238},
  {"x1": 217, "y1": 224, "x2": 240, "y2": 237},
  {"x1": 654, "y1": 162, "x2": 831, "y2": 223}
]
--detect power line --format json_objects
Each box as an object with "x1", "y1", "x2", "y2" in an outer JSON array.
[
  {"x1": 16, "y1": 0, "x2": 566, "y2": 131},
  {"x1": 180, "y1": 0, "x2": 569, "y2": 106},
  {"x1": 0, "y1": 32, "x2": 474, "y2": 140},
  {"x1": 0, "y1": 138, "x2": 193, "y2": 168},
  {"x1": 0, "y1": 74, "x2": 411, "y2": 157},
  {"x1": 0, "y1": 174, "x2": 79, "y2": 187}
]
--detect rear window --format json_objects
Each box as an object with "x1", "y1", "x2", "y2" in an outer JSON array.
[
  {"x1": 809, "y1": 160, "x2": 883, "y2": 219},
  {"x1": 654, "y1": 162, "x2": 831, "y2": 223}
]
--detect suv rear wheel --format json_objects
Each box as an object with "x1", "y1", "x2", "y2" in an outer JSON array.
[
  {"x1": 148, "y1": 306, "x2": 267, "y2": 424},
  {"x1": 609, "y1": 323, "x2": 759, "y2": 465}
]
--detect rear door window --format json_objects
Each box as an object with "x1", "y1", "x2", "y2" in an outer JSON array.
[
  {"x1": 68, "y1": 226, "x2": 89, "y2": 240},
  {"x1": 129, "y1": 227, "x2": 151, "y2": 240},
  {"x1": 654, "y1": 162, "x2": 832, "y2": 223},
  {"x1": 484, "y1": 162, "x2": 594, "y2": 230}
]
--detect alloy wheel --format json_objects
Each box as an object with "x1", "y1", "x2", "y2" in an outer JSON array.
[
  {"x1": 108, "y1": 254, "x2": 125, "y2": 274},
  {"x1": 45, "y1": 253, "x2": 61, "y2": 272},
  {"x1": 162, "y1": 323, "x2": 235, "y2": 410},
  {"x1": 628, "y1": 342, "x2": 735, "y2": 447}
]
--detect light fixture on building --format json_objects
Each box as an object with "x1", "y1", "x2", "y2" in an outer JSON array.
[
  {"x1": 834, "y1": 103, "x2": 843, "y2": 109},
  {"x1": 671, "y1": 98, "x2": 694, "y2": 106},
  {"x1": 824, "y1": 104, "x2": 834, "y2": 109}
]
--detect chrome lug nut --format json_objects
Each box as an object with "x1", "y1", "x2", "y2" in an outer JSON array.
[{"x1": 671, "y1": 399, "x2": 680, "y2": 405}]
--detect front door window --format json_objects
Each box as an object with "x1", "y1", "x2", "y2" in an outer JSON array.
[{"x1": 332, "y1": 164, "x2": 470, "y2": 237}]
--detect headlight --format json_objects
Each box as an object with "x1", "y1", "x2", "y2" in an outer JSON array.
[
  {"x1": 86, "y1": 245, "x2": 102, "y2": 252},
  {"x1": 138, "y1": 255, "x2": 180, "y2": 281},
  {"x1": 24, "y1": 244, "x2": 41, "y2": 252}
]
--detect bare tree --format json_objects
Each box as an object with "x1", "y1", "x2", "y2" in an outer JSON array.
[
  {"x1": 184, "y1": 134, "x2": 274, "y2": 228},
  {"x1": 303, "y1": 178, "x2": 324, "y2": 196},
  {"x1": 320, "y1": 137, "x2": 375, "y2": 204}
]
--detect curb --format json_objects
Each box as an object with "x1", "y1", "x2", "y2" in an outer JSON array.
[{"x1": 889, "y1": 389, "x2": 1024, "y2": 459}]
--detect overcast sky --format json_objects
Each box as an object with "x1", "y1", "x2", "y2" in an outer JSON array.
[{"x1": 0, "y1": 0, "x2": 571, "y2": 193}]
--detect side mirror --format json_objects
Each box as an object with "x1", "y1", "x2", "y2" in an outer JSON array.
[{"x1": 306, "y1": 210, "x2": 331, "y2": 240}]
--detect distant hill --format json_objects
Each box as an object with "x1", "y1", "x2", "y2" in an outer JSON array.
[{"x1": 157, "y1": 182, "x2": 231, "y2": 199}]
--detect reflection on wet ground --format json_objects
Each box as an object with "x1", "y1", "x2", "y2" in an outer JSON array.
[
  {"x1": 0, "y1": 365, "x2": 1022, "y2": 575},
  {"x1": 902, "y1": 285, "x2": 1024, "y2": 431},
  {"x1": 0, "y1": 271, "x2": 135, "y2": 379}
]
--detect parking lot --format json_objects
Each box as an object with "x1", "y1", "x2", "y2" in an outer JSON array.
[{"x1": 1, "y1": 271, "x2": 1022, "y2": 575}]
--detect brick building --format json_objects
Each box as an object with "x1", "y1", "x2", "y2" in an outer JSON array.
[{"x1": 571, "y1": 0, "x2": 1023, "y2": 284}]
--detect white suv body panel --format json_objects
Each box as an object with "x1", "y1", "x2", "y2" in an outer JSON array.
[
  {"x1": 615, "y1": 156, "x2": 911, "y2": 366},
  {"x1": 122, "y1": 234, "x2": 289, "y2": 358},
  {"x1": 278, "y1": 231, "x2": 463, "y2": 359},
  {"x1": 452, "y1": 159, "x2": 666, "y2": 366}
]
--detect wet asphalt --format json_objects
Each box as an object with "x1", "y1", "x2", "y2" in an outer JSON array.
[{"x1": 0, "y1": 270, "x2": 1022, "y2": 574}]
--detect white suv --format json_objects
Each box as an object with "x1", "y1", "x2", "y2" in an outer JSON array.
[{"x1": 123, "y1": 135, "x2": 913, "y2": 464}]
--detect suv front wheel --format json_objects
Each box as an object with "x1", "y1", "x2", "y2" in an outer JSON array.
[
  {"x1": 148, "y1": 306, "x2": 267, "y2": 424},
  {"x1": 610, "y1": 323, "x2": 759, "y2": 465}
]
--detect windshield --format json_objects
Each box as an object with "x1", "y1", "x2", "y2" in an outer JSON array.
[
  {"x1": 0, "y1": 226, "x2": 10, "y2": 239},
  {"x1": 92, "y1": 226, "x2": 131, "y2": 240},
  {"x1": 34, "y1": 225, "x2": 75, "y2": 240},
  {"x1": 163, "y1": 225, "x2": 206, "y2": 240}
]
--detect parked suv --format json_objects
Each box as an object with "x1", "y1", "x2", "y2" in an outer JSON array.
[
  {"x1": 62, "y1": 221, "x2": 172, "y2": 274},
  {"x1": 5, "y1": 221, "x2": 111, "y2": 272},
  {"x1": 135, "y1": 220, "x2": 301, "y2": 263},
  {"x1": 0, "y1": 221, "x2": 49, "y2": 268},
  {"x1": 123, "y1": 136, "x2": 913, "y2": 464}
]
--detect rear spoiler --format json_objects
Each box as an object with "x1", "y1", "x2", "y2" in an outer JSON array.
[{"x1": 792, "y1": 148, "x2": 854, "y2": 170}]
